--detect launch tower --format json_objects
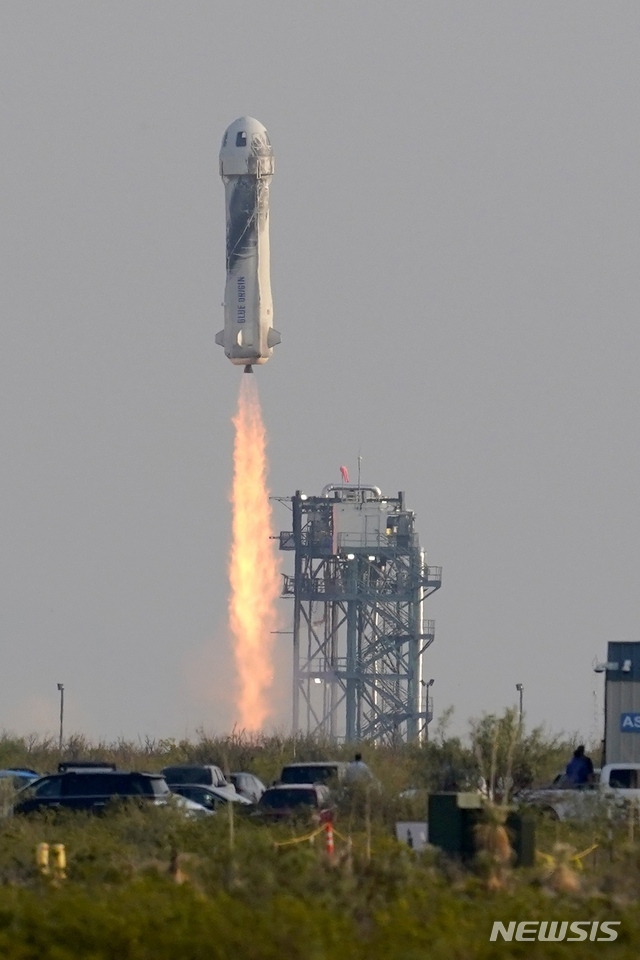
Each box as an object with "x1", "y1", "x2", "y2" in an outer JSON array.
[{"x1": 277, "y1": 485, "x2": 441, "y2": 743}]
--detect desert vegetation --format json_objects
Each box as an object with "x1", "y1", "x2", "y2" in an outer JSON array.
[{"x1": 0, "y1": 711, "x2": 637, "y2": 958}]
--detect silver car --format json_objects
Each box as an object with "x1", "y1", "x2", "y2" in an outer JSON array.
[
  {"x1": 230, "y1": 772, "x2": 266, "y2": 803},
  {"x1": 168, "y1": 783, "x2": 252, "y2": 814}
]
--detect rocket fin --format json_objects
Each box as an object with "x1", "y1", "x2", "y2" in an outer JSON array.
[
  {"x1": 215, "y1": 330, "x2": 225, "y2": 346},
  {"x1": 267, "y1": 328, "x2": 281, "y2": 348}
]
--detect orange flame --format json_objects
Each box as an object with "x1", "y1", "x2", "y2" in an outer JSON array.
[{"x1": 229, "y1": 376, "x2": 280, "y2": 730}]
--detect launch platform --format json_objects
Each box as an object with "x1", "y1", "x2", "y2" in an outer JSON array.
[{"x1": 276, "y1": 485, "x2": 442, "y2": 744}]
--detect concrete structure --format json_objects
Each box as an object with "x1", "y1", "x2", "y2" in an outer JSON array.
[
  {"x1": 602, "y1": 641, "x2": 640, "y2": 763},
  {"x1": 216, "y1": 117, "x2": 280, "y2": 370},
  {"x1": 277, "y1": 485, "x2": 441, "y2": 743}
]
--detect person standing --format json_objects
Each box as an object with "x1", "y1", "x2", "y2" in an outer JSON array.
[
  {"x1": 565, "y1": 745, "x2": 594, "y2": 786},
  {"x1": 344, "y1": 753, "x2": 373, "y2": 784}
]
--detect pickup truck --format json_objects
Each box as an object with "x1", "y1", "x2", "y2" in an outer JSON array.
[{"x1": 520, "y1": 763, "x2": 640, "y2": 821}]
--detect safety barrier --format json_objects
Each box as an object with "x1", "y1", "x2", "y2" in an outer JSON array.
[
  {"x1": 273, "y1": 822, "x2": 354, "y2": 861},
  {"x1": 324, "y1": 822, "x2": 334, "y2": 858},
  {"x1": 35, "y1": 843, "x2": 67, "y2": 881},
  {"x1": 36, "y1": 843, "x2": 49, "y2": 876},
  {"x1": 273, "y1": 824, "x2": 325, "y2": 848},
  {"x1": 537, "y1": 844, "x2": 598, "y2": 870}
]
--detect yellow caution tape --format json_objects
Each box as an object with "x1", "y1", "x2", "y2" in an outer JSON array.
[
  {"x1": 273, "y1": 826, "x2": 325, "y2": 848},
  {"x1": 536, "y1": 851, "x2": 555, "y2": 864},
  {"x1": 570, "y1": 844, "x2": 598, "y2": 869},
  {"x1": 331, "y1": 828, "x2": 351, "y2": 843},
  {"x1": 273, "y1": 825, "x2": 356, "y2": 850},
  {"x1": 536, "y1": 844, "x2": 598, "y2": 870}
]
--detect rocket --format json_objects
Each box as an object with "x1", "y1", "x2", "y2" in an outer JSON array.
[{"x1": 216, "y1": 117, "x2": 280, "y2": 372}]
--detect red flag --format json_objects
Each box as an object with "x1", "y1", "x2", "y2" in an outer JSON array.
[{"x1": 340, "y1": 465, "x2": 350, "y2": 483}]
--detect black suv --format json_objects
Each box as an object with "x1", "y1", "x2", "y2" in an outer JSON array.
[
  {"x1": 14, "y1": 770, "x2": 171, "y2": 815},
  {"x1": 161, "y1": 765, "x2": 229, "y2": 788},
  {"x1": 278, "y1": 762, "x2": 346, "y2": 786}
]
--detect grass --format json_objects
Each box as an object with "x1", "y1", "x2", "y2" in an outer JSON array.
[
  {"x1": 0, "y1": 811, "x2": 638, "y2": 959},
  {"x1": 0, "y1": 719, "x2": 635, "y2": 958}
]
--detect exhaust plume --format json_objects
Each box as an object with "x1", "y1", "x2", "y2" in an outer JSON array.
[{"x1": 229, "y1": 376, "x2": 280, "y2": 730}]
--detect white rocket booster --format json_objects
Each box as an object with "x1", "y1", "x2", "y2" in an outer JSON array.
[{"x1": 216, "y1": 117, "x2": 280, "y2": 370}]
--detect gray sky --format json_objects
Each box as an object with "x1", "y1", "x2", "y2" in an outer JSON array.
[{"x1": 1, "y1": 1, "x2": 638, "y2": 743}]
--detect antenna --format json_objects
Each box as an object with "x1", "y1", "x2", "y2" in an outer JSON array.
[{"x1": 357, "y1": 451, "x2": 362, "y2": 491}]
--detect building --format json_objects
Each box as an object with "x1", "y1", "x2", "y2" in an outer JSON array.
[{"x1": 601, "y1": 642, "x2": 640, "y2": 764}]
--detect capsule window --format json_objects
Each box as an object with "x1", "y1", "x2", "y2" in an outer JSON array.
[
  {"x1": 236, "y1": 131, "x2": 247, "y2": 147},
  {"x1": 222, "y1": 131, "x2": 228, "y2": 146}
]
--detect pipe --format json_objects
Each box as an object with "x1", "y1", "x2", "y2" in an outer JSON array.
[{"x1": 321, "y1": 484, "x2": 382, "y2": 498}]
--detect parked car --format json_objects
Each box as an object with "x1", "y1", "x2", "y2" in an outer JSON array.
[
  {"x1": 256, "y1": 783, "x2": 333, "y2": 821},
  {"x1": 167, "y1": 793, "x2": 214, "y2": 818},
  {"x1": 513, "y1": 768, "x2": 601, "y2": 799},
  {"x1": 58, "y1": 762, "x2": 117, "y2": 773},
  {"x1": 0, "y1": 769, "x2": 40, "y2": 790},
  {"x1": 169, "y1": 783, "x2": 253, "y2": 813},
  {"x1": 15, "y1": 770, "x2": 174, "y2": 815},
  {"x1": 161, "y1": 764, "x2": 231, "y2": 789},
  {"x1": 229, "y1": 772, "x2": 266, "y2": 803},
  {"x1": 519, "y1": 763, "x2": 639, "y2": 821},
  {"x1": 278, "y1": 762, "x2": 346, "y2": 787}
]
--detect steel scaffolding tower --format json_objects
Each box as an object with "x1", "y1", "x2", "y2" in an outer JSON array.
[{"x1": 277, "y1": 485, "x2": 441, "y2": 743}]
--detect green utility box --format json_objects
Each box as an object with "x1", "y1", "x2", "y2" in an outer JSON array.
[
  {"x1": 507, "y1": 811, "x2": 535, "y2": 868},
  {"x1": 427, "y1": 793, "x2": 535, "y2": 867},
  {"x1": 428, "y1": 792, "x2": 481, "y2": 859}
]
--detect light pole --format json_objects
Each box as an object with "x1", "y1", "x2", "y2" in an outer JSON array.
[
  {"x1": 423, "y1": 678, "x2": 435, "y2": 741},
  {"x1": 515, "y1": 683, "x2": 523, "y2": 732},
  {"x1": 57, "y1": 683, "x2": 64, "y2": 754},
  {"x1": 593, "y1": 659, "x2": 615, "y2": 767}
]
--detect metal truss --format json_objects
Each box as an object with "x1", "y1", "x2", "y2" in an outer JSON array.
[{"x1": 277, "y1": 487, "x2": 441, "y2": 743}]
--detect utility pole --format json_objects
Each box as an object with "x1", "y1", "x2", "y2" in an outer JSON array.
[
  {"x1": 515, "y1": 683, "x2": 523, "y2": 733},
  {"x1": 57, "y1": 683, "x2": 65, "y2": 754}
]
